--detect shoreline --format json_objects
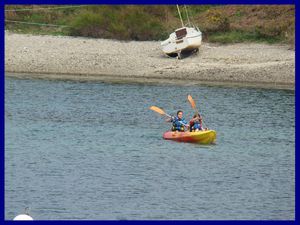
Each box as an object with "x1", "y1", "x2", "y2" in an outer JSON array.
[
  {"x1": 5, "y1": 32, "x2": 295, "y2": 90},
  {"x1": 6, "y1": 72, "x2": 294, "y2": 90}
]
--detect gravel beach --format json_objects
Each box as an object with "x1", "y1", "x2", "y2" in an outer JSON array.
[{"x1": 5, "y1": 32, "x2": 295, "y2": 89}]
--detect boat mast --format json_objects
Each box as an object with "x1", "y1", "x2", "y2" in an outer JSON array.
[
  {"x1": 176, "y1": 5, "x2": 184, "y2": 27},
  {"x1": 184, "y1": 5, "x2": 191, "y2": 27}
]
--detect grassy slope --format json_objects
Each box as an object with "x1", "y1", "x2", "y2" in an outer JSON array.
[{"x1": 5, "y1": 5, "x2": 295, "y2": 45}]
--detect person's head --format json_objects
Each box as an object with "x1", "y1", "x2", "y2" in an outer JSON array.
[
  {"x1": 193, "y1": 113, "x2": 201, "y2": 118},
  {"x1": 177, "y1": 110, "x2": 183, "y2": 119}
]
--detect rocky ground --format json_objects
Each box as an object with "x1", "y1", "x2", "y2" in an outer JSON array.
[{"x1": 5, "y1": 32, "x2": 295, "y2": 89}]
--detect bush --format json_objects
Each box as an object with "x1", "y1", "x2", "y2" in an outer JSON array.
[
  {"x1": 200, "y1": 9, "x2": 230, "y2": 34},
  {"x1": 69, "y1": 12, "x2": 106, "y2": 38},
  {"x1": 68, "y1": 6, "x2": 168, "y2": 41}
]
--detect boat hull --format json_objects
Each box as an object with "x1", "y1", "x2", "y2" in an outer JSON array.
[{"x1": 163, "y1": 130, "x2": 216, "y2": 144}]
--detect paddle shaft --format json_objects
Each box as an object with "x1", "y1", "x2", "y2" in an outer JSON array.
[{"x1": 188, "y1": 95, "x2": 208, "y2": 128}]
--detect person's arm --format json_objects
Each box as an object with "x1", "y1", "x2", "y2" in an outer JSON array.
[
  {"x1": 189, "y1": 120, "x2": 194, "y2": 127},
  {"x1": 199, "y1": 119, "x2": 208, "y2": 130},
  {"x1": 182, "y1": 119, "x2": 190, "y2": 127}
]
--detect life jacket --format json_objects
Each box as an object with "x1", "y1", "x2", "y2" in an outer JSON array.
[
  {"x1": 171, "y1": 116, "x2": 187, "y2": 131},
  {"x1": 190, "y1": 117, "x2": 202, "y2": 131},
  {"x1": 191, "y1": 120, "x2": 202, "y2": 131}
]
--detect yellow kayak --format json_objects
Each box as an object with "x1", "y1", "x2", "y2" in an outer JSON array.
[{"x1": 163, "y1": 130, "x2": 217, "y2": 144}]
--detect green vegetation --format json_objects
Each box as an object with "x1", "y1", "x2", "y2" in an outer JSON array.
[
  {"x1": 5, "y1": 5, "x2": 295, "y2": 44},
  {"x1": 208, "y1": 31, "x2": 281, "y2": 44},
  {"x1": 68, "y1": 6, "x2": 169, "y2": 40}
]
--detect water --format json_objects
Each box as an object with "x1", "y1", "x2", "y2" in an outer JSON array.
[{"x1": 5, "y1": 77, "x2": 295, "y2": 220}]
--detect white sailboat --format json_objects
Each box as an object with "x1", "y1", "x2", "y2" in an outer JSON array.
[{"x1": 161, "y1": 5, "x2": 202, "y2": 58}]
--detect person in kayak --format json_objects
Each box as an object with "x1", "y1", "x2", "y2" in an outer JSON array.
[
  {"x1": 166, "y1": 110, "x2": 189, "y2": 132},
  {"x1": 189, "y1": 113, "x2": 204, "y2": 132}
]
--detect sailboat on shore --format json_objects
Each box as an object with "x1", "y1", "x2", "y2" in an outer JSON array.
[{"x1": 161, "y1": 5, "x2": 202, "y2": 59}]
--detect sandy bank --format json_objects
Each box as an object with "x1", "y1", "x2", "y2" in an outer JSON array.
[{"x1": 5, "y1": 32, "x2": 295, "y2": 90}]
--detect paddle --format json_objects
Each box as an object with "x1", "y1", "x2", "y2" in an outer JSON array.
[
  {"x1": 149, "y1": 106, "x2": 188, "y2": 127},
  {"x1": 187, "y1": 95, "x2": 207, "y2": 128},
  {"x1": 149, "y1": 106, "x2": 172, "y2": 118},
  {"x1": 187, "y1": 95, "x2": 199, "y2": 114}
]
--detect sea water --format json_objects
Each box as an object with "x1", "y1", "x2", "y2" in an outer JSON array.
[{"x1": 5, "y1": 77, "x2": 295, "y2": 220}]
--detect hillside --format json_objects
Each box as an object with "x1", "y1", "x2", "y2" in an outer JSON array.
[{"x1": 5, "y1": 5, "x2": 295, "y2": 44}]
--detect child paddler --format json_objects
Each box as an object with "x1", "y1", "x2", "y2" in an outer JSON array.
[{"x1": 166, "y1": 110, "x2": 189, "y2": 132}]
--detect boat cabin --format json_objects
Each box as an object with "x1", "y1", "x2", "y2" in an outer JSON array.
[{"x1": 175, "y1": 27, "x2": 187, "y2": 39}]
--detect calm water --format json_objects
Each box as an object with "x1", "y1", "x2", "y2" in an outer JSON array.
[{"x1": 5, "y1": 77, "x2": 295, "y2": 220}]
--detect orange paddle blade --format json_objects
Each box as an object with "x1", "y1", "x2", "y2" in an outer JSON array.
[
  {"x1": 149, "y1": 106, "x2": 166, "y2": 115},
  {"x1": 188, "y1": 94, "x2": 196, "y2": 109}
]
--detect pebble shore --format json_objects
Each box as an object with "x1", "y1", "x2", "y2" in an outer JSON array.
[{"x1": 5, "y1": 32, "x2": 295, "y2": 90}]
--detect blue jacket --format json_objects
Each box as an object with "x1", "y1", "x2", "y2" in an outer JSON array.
[
  {"x1": 171, "y1": 116, "x2": 188, "y2": 130},
  {"x1": 190, "y1": 117, "x2": 203, "y2": 131}
]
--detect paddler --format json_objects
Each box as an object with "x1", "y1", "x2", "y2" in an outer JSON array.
[
  {"x1": 166, "y1": 110, "x2": 189, "y2": 132},
  {"x1": 189, "y1": 113, "x2": 208, "y2": 131}
]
